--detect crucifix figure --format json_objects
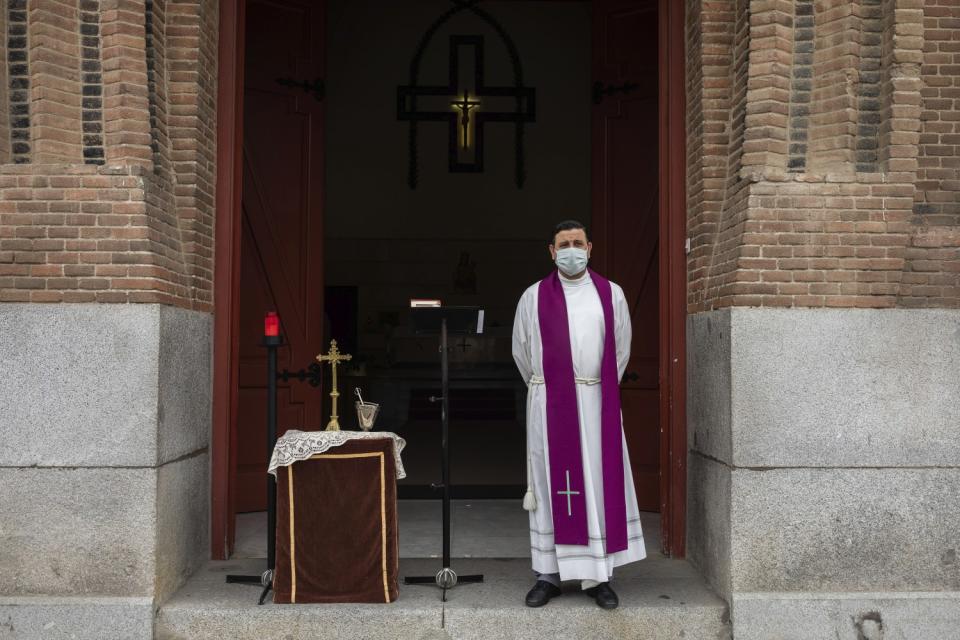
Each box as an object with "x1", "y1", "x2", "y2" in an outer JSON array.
[
  {"x1": 317, "y1": 339, "x2": 352, "y2": 431},
  {"x1": 398, "y1": 34, "x2": 535, "y2": 175},
  {"x1": 557, "y1": 470, "x2": 581, "y2": 517},
  {"x1": 450, "y1": 91, "x2": 481, "y2": 149}
]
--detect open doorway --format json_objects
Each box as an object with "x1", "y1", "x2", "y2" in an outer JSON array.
[
  {"x1": 324, "y1": 0, "x2": 594, "y2": 498},
  {"x1": 212, "y1": 0, "x2": 686, "y2": 560}
]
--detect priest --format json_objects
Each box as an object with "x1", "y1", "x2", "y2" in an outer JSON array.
[{"x1": 511, "y1": 220, "x2": 646, "y2": 610}]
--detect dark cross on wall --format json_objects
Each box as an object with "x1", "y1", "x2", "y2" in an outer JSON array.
[{"x1": 398, "y1": 35, "x2": 535, "y2": 174}]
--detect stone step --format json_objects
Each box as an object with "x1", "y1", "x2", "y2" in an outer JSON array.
[{"x1": 156, "y1": 557, "x2": 730, "y2": 640}]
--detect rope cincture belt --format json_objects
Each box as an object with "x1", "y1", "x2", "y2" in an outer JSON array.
[
  {"x1": 528, "y1": 374, "x2": 600, "y2": 386},
  {"x1": 522, "y1": 373, "x2": 601, "y2": 514}
]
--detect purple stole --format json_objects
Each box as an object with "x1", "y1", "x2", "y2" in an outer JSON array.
[{"x1": 536, "y1": 268, "x2": 628, "y2": 553}]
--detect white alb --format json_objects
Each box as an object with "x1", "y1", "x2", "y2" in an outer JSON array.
[{"x1": 512, "y1": 270, "x2": 646, "y2": 582}]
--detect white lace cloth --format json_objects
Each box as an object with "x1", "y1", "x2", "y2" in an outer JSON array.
[{"x1": 268, "y1": 430, "x2": 407, "y2": 479}]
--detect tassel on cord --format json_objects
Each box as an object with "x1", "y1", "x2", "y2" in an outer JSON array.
[
  {"x1": 523, "y1": 487, "x2": 537, "y2": 512},
  {"x1": 523, "y1": 442, "x2": 537, "y2": 512}
]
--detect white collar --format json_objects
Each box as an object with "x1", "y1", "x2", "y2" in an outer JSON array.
[{"x1": 559, "y1": 270, "x2": 592, "y2": 286}]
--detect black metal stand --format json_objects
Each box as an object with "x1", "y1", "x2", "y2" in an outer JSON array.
[
  {"x1": 226, "y1": 333, "x2": 282, "y2": 605},
  {"x1": 404, "y1": 315, "x2": 484, "y2": 601}
]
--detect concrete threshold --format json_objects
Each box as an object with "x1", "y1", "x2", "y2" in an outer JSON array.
[{"x1": 156, "y1": 556, "x2": 730, "y2": 640}]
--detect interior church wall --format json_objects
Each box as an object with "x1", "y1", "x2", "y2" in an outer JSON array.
[{"x1": 324, "y1": 0, "x2": 591, "y2": 363}]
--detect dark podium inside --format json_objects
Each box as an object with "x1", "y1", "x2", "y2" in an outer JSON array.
[{"x1": 403, "y1": 305, "x2": 486, "y2": 600}]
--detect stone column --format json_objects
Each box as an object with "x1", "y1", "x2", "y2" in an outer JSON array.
[
  {"x1": 685, "y1": 0, "x2": 960, "y2": 637},
  {"x1": 0, "y1": 304, "x2": 210, "y2": 637},
  {"x1": 0, "y1": 0, "x2": 217, "y2": 636},
  {"x1": 687, "y1": 308, "x2": 960, "y2": 638}
]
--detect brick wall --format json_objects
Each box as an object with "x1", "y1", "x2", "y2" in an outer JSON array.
[
  {"x1": 686, "y1": 0, "x2": 959, "y2": 311},
  {"x1": 169, "y1": 0, "x2": 218, "y2": 300},
  {"x1": 0, "y1": 163, "x2": 186, "y2": 304},
  {"x1": 917, "y1": 0, "x2": 960, "y2": 219},
  {"x1": 1, "y1": 0, "x2": 954, "y2": 311},
  {"x1": 0, "y1": 0, "x2": 217, "y2": 310},
  {"x1": 902, "y1": 0, "x2": 960, "y2": 307},
  {"x1": 808, "y1": 1, "x2": 859, "y2": 172},
  {"x1": 29, "y1": 0, "x2": 79, "y2": 163},
  {"x1": 686, "y1": 0, "x2": 750, "y2": 310},
  {"x1": 7, "y1": 0, "x2": 28, "y2": 163},
  {"x1": 80, "y1": 0, "x2": 106, "y2": 164},
  {"x1": 0, "y1": 3, "x2": 11, "y2": 162}
]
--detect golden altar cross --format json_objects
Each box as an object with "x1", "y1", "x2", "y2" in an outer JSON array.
[{"x1": 317, "y1": 339, "x2": 352, "y2": 431}]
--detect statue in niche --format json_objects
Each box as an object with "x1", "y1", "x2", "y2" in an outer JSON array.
[{"x1": 453, "y1": 251, "x2": 478, "y2": 294}]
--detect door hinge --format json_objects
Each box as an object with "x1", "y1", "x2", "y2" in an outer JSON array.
[
  {"x1": 275, "y1": 76, "x2": 325, "y2": 102},
  {"x1": 592, "y1": 80, "x2": 640, "y2": 105}
]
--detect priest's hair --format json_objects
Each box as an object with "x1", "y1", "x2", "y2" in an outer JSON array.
[{"x1": 552, "y1": 220, "x2": 589, "y2": 245}]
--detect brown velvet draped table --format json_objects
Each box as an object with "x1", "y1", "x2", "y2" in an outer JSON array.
[{"x1": 272, "y1": 437, "x2": 400, "y2": 603}]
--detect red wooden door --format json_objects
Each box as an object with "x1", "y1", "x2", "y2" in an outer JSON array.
[
  {"x1": 234, "y1": 0, "x2": 325, "y2": 513},
  {"x1": 591, "y1": 0, "x2": 660, "y2": 512}
]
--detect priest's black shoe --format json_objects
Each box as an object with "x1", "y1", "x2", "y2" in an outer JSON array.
[
  {"x1": 584, "y1": 582, "x2": 619, "y2": 609},
  {"x1": 525, "y1": 580, "x2": 562, "y2": 607}
]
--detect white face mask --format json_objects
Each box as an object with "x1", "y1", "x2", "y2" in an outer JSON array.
[{"x1": 554, "y1": 247, "x2": 588, "y2": 277}]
